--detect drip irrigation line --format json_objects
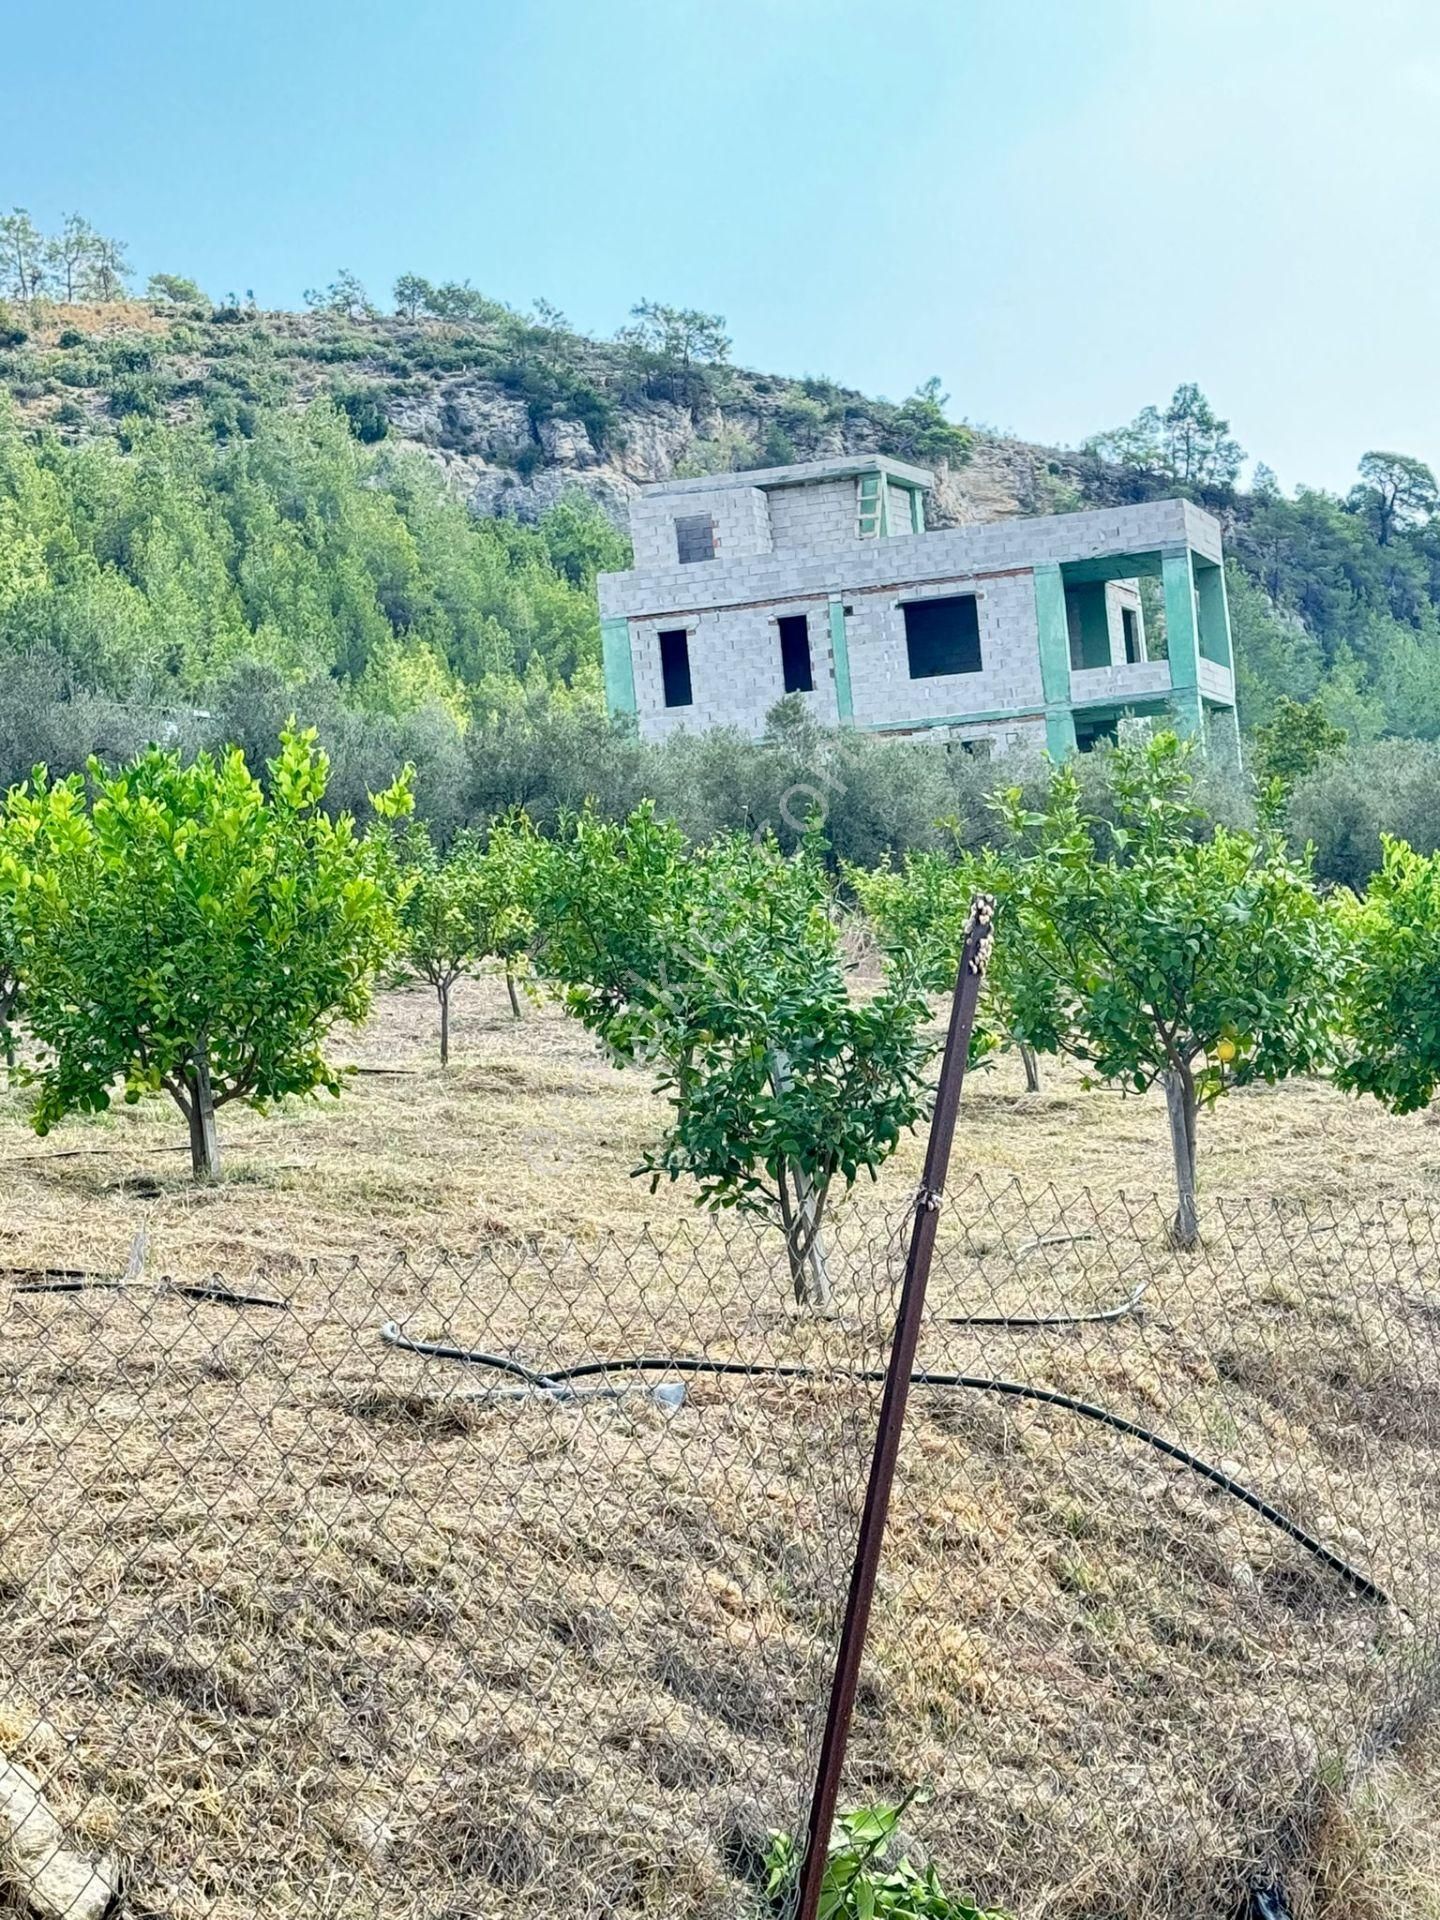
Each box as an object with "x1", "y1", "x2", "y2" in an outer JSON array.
[
  {"x1": 940, "y1": 1279, "x2": 1150, "y2": 1329},
  {"x1": 381, "y1": 1329, "x2": 1389, "y2": 1607},
  {"x1": 6, "y1": 1275, "x2": 289, "y2": 1310}
]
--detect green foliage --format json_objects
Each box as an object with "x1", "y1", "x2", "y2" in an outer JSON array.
[
  {"x1": 982, "y1": 735, "x2": 1341, "y2": 1238},
  {"x1": 303, "y1": 269, "x2": 375, "y2": 320},
  {"x1": 391, "y1": 812, "x2": 537, "y2": 1059},
  {"x1": 1351, "y1": 450, "x2": 1439, "y2": 546},
  {"x1": 1084, "y1": 382, "x2": 1244, "y2": 490},
  {"x1": 616, "y1": 300, "x2": 731, "y2": 413},
  {"x1": 1287, "y1": 738, "x2": 1440, "y2": 891},
  {"x1": 882, "y1": 377, "x2": 973, "y2": 466},
  {"x1": 528, "y1": 806, "x2": 931, "y2": 1294},
  {"x1": 392, "y1": 273, "x2": 432, "y2": 320},
  {"x1": 1252, "y1": 696, "x2": 1348, "y2": 787},
  {"x1": 762, "y1": 1804, "x2": 1007, "y2": 1920},
  {"x1": 148, "y1": 273, "x2": 207, "y2": 307},
  {"x1": 334, "y1": 384, "x2": 390, "y2": 442},
  {"x1": 0, "y1": 727, "x2": 406, "y2": 1176},
  {"x1": 0, "y1": 393, "x2": 616, "y2": 702},
  {"x1": 1334, "y1": 837, "x2": 1440, "y2": 1114}
]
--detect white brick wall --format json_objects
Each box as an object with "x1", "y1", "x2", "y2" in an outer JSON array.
[
  {"x1": 767, "y1": 479, "x2": 856, "y2": 551},
  {"x1": 595, "y1": 492, "x2": 1232, "y2": 748},
  {"x1": 630, "y1": 600, "x2": 840, "y2": 741},
  {"x1": 626, "y1": 484, "x2": 772, "y2": 571},
  {"x1": 846, "y1": 573, "x2": 1047, "y2": 727}
]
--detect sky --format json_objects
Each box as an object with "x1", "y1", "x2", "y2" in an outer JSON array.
[{"x1": 4, "y1": 0, "x2": 1440, "y2": 492}]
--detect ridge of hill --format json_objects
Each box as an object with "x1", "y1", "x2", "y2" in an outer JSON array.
[
  {"x1": 0, "y1": 299, "x2": 1082, "y2": 527},
  {"x1": 3, "y1": 292, "x2": 1440, "y2": 779}
]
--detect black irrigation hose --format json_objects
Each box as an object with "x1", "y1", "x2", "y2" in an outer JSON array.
[
  {"x1": 941, "y1": 1279, "x2": 1150, "y2": 1329},
  {"x1": 382, "y1": 1330, "x2": 1390, "y2": 1608},
  {"x1": 381, "y1": 1325, "x2": 558, "y2": 1387}
]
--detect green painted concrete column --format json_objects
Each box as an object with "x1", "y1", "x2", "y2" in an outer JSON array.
[
  {"x1": 1194, "y1": 558, "x2": 1233, "y2": 669},
  {"x1": 1032, "y1": 564, "x2": 1076, "y2": 757},
  {"x1": 828, "y1": 599, "x2": 855, "y2": 723},
  {"x1": 1160, "y1": 547, "x2": 1204, "y2": 738},
  {"x1": 909, "y1": 486, "x2": 925, "y2": 535},
  {"x1": 600, "y1": 616, "x2": 636, "y2": 716}
]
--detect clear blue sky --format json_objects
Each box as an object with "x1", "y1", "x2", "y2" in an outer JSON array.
[{"x1": 4, "y1": 0, "x2": 1438, "y2": 492}]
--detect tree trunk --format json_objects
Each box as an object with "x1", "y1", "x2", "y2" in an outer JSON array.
[
  {"x1": 1163, "y1": 1066, "x2": 1199, "y2": 1248},
  {"x1": 783, "y1": 1165, "x2": 834, "y2": 1310},
  {"x1": 187, "y1": 1046, "x2": 222, "y2": 1182},
  {"x1": 438, "y1": 980, "x2": 450, "y2": 1068},
  {"x1": 506, "y1": 963, "x2": 523, "y2": 1021},
  {"x1": 1019, "y1": 1043, "x2": 1042, "y2": 1093},
  {"x1": 769, "y1": 1048, "x2": 833, "y2": 1309}
]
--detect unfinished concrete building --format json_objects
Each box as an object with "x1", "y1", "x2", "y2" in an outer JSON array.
[{"x1": 596, "y1": 455, "x2": 1239, "y2": 759}]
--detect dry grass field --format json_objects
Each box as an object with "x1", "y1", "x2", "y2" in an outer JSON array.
[{"x1": 1, "y1": 973, "x2": 1439, "y2": 1919}]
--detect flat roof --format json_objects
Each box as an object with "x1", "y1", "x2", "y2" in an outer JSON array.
[{"x1": 639, "y1": 453, "x2": 936, "y2": 499}]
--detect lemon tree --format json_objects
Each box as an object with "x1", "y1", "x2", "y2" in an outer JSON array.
[
  {"x1": 528, "y1": 805, "x2": 931, "y2": 1303},
  {"x1": 1334, "y1": 836, "x2": 1440, "y2": 1115},
  {"x1": 1, "y1": 728, "x2": 406, "y2": 1179},
  {"x1": 983, "y1": 734, "x2": 1341, "y2": 1244}
]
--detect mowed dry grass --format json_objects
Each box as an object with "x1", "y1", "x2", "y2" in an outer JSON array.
[
  {"x1": 0, "y1": 975, "x2": 1439, "y2": 1919},
  {"x1": 0, "y1": 970, "x2": 1435, "y2": 1281}
]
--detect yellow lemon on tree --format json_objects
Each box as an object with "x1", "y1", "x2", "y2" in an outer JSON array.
[{"x1": 1215, "y1": 1037, "x2": 1237, "y2": 1064}]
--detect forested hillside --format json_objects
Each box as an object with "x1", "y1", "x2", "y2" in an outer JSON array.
[{"x1": 2, "y1": 212, "x2": 1440, "y2": 879}]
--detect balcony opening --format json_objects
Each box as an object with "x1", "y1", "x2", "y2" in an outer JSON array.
[
  {"x1": 903, "y1": 594, "x2": 982, "y2": 678},
  {"x1": 778, "y1": 614, "x2": 814, "y2": 693},
  {"x1": 659, "y1": 629, "x2": 693, "y2": 707},
  {"x1": 1065, "y1": 581, "x2": 1112, "y2": 669}
]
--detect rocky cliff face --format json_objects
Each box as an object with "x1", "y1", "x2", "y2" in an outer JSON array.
[
  {"x1": 2, "y1": 303, "x2": 1101, "y2": 538},
  {"x1": 387, "y1": 376, "x2": 1091, "y2": 533}
]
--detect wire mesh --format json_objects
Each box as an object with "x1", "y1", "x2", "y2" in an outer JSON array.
[{"x1": 0, "y1": 1184, "x2": 1435, "y2": 1918}]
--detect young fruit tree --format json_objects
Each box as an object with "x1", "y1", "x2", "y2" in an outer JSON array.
[
  {"x1": 981, "y1": 735, "x2": 1341, "y2": 1245},
  {"x1": 391, "y1": 814, "x2": 537, "y2": 1065},
  {"x1": 528, "y1": 805, "x2": 932, "y2": 1304},
  {"x1": 0, "y1": 728, "x2": 406, "y2": 1179},
  {"x1": 1333, "y1": 836, "x2": 1440, "y2": 1115}
]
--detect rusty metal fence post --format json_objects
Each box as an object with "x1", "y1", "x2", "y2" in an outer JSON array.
[{"x1": 794, "y1": 894, "x2": 995, "y2": 1920}]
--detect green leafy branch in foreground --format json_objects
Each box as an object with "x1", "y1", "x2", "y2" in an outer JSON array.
[{"x1": 761, "y1": 1802, "x2": 1009, "y2": 1920}]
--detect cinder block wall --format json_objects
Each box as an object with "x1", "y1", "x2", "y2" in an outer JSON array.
[
  {"x1": 629, "y1": 600, "x2": 841, "y2": 739},
  {"x1": 627, "y1": 485, "x2": 773, "y2": 570},
  {"x1": 846, "y1": 573, "x2": 1045, "y2": 726},
  {"x1": 767, "y1": 479, "x2": 856, "y2": 552}
]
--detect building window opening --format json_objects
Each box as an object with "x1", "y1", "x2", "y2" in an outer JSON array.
[
  {"x1": 659, "y1": 629, "x2": 693, "y2": 707},
  {"x1": 1122, "y1": 605, "x2": 1142, "y2": 664},
  {"x1": 903, "y1": 594, "x2": 982, "y2": 678},
  {"x1": 674, "y1": 515, "x2": 715, "y2": 564},
  {"x1": 778, "y1": 614, "x2": 814, "y2": 693}
]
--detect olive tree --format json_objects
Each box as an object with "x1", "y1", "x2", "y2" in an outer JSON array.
[
  {"x1": 983, "y1": 736, "x2": 1341, "y2": 1245},
  {"x1": 529, "y1": 805, "x2": 931, "y2": 1304},
  {"x1": 1, "y1": 728, "x2": 406, "y2": 1179},
  {"x1": 1334, "y1": 836, "x2": 1440, "y2": 1114}
]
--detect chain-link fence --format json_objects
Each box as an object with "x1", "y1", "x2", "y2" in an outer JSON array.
[{"x1": 0, "y1": 1182, "x2": 1437, "y2": 1919}]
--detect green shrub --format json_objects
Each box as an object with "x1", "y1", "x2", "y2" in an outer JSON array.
[
  {"x1": 1287, "y1": 739, "x2": 1440, "y2": 890},
  {"x1": 762, "y1": 1803, "x2": 1007, "y2": 1920}
]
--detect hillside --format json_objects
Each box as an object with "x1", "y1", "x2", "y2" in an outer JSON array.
[
  {"x1": 0, "y1": 297, "x2": 1076, "y2": 529},
  {"x1": 3, "y1": 284, "x2": 1440, "y2": 887}
]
